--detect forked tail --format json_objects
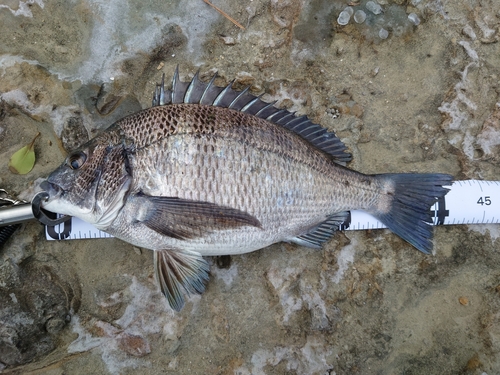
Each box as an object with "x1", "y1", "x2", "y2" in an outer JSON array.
[{"x1": 371, "y1": 173, "x2": 453, "y2": 254}]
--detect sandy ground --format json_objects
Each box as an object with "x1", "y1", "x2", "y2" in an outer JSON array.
[{"x1": 1, "y1": 0, "x2": 500, "y2": 374}]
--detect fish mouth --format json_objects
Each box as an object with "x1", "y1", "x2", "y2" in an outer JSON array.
[
  {"x1": 31, "y1": 180, "x2": 73, "y2": 226},
  {"x1": 40, "y1": 180, "x2": 64, "y2": 200}
]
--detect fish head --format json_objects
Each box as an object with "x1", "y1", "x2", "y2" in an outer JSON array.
[{"x1": 41, "y1": 135, "x2": 132, "y2": 228}]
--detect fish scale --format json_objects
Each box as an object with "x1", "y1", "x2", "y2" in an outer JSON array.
[{"x1": 40, "y1": 69, "x2": 453, "y2": 311}]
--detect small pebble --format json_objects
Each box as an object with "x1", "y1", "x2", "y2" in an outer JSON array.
[
  {"x1": 459, "y1": 296, "x2": 469, "y2": 306},
  {"x1": 337, "y1": 10, "x2": 352, "y2": 26},
  {"x1": 408, "y1": 13, "x2": 421, "y2": 26},
  {"x1": 379, "y1": 28, "x2": 389, "y2": 39},
  {"x1": 221, "y1": 36, "x2": 235, "y2": 45},
  {"x1": 343, "y1": 6, "x2": 354, "y2": 16},
  {"x1": 156, "y1": 62, "x2": 165, "y2": 70},
  {"x1": 354, "y1": 10, "x2": 366, "y2": 24},
  {"x1": 366, "y1": 1, "x2": 383, "y2": 15}
]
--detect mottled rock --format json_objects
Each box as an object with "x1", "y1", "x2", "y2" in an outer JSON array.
[
  {"x1": 0, "y1": 261, "x2": 78, "y2": 367},
  {"x1": 60, "y1": 113, "x2": 89, "y2": 151}
]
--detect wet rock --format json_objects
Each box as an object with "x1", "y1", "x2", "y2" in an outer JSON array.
[{"x1": 0, "y1": 260, "x2": 79, "y2": 368}]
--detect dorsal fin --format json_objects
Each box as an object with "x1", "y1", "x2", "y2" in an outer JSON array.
[{"x1": 151, "y1": 69, "x2": 352, "y2": 164}]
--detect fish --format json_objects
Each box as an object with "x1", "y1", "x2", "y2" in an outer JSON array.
[{"x1": 40, "y1": 68, "x2": 453, "y2": 311}]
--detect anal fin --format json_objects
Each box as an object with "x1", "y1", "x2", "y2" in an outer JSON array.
[
  {"x1": 154, "y1": 249, "x2": 210, "y2": 311},
  {"x1": 290, "y1": 212, "x2": 349, "y2": 249}
]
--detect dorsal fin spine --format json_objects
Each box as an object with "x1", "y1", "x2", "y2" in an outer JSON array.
[
  {"x1": 171, "y1": 66, "x2": 180, "y2": 104},
  {"x1": 299, "y1": 124, "x2": 321, "y2": 135},
  {"x1": 287, "y1": 116, "x2": 308, "y2": 130},
  {"x1": 240, "y1": 95, "x2": 262, "y2": 113},
  {"x1": 152, "y1": 84, "x2": 159, "y2": 107},
  {"x1": 265, "y1": 109, "x2": 287, "y2": 121},
  {"x1": 184, "y1": 70, "x2": 201, "y2": 104},
  {"x1": 243, "y1": 94, "x2": 270, "y2": 115},
  {"x1": 228, "y1": 86, "x2": 251, "y2": 109},
  {"x1": 213, "y1": 80, "x2": 235, "y2": 107},
  {"x1": 199, "y1": 73, "x2": 216, "y2": 104},
  {"x1": 276, "y1": 113, "x2": 296, "y2": 125},
  {"x1": 255, "y1": 101, "x2": 278, "y2": 117},
  {"x1": 159, "y1": 73, "x2": 166, "y2": 105}
]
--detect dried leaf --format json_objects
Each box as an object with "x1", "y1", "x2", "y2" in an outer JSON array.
[{"x1": 9, "y1": 132, "x2": 40, "y2": 175}]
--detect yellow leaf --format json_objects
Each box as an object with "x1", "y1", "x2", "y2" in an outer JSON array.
[{"x1": 9, "y1": 132, "x2": 40, "y2": 175}]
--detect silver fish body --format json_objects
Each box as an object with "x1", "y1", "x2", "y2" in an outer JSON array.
[
  {"x1": 41, "y1": 70, "x2": 452, "y2": 310},
  {"x1": 106, "y1": 105, "x2": 381, "y2": 254}
]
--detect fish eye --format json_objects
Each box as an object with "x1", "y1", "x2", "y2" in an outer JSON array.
[{"x1": 68, "y1": 152, "x2": 87, "y2": 170}]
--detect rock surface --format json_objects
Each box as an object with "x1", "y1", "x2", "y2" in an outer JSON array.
[{"x1": 1, "y1": 0, "x2": 499, "y2": 374}]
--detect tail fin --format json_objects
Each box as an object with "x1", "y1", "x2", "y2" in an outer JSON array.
[{"x1": 372, "y1": 173, "x2": 453, "y2": 254}]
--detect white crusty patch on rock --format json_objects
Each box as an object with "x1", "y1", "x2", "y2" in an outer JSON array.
[
  {"x1": 331, "y1": 238, "x2": 356, "y2": 284},
  {"x1": 235, "y1": 335, "x2": 334, "y2": 374},
  {"x1": 67, "y1": 276, "x2": 191, "y2": 374},
  {"x1": 0, "y1": 0, "x2": 44, "y2": 18}
]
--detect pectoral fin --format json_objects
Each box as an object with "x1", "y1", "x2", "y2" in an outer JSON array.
[
  {"x1": 154, "y1": 249, "x2": 210, "y2": 311},
  {"x1": 135, "y1": 193, "x2": 261, "y2": 240}
]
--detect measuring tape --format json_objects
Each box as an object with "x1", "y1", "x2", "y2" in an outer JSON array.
[{"x1": 45, "y1": 180, "x2": 499, "y2": 240}]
